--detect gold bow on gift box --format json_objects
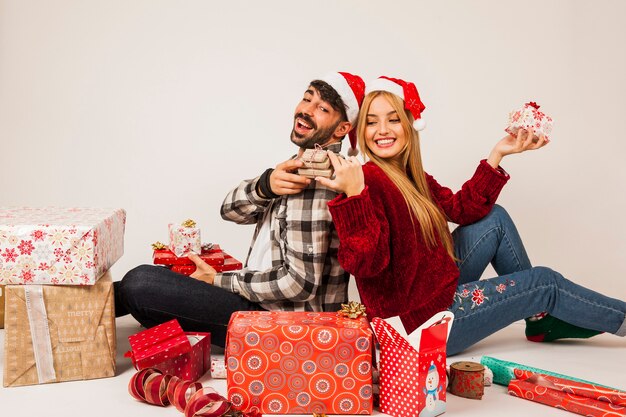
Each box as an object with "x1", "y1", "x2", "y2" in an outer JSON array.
[
  {"x1": 338, "y1": 301, "x2": 367, "y2": 319},
  {"x1": 151, "y1": 241, "x2": 167, "y2": 250},
  {"x1": 181, "y1": 219, "x2": 196, "y2": 228}
]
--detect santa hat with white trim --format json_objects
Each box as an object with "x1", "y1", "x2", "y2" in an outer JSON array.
[
  {"x1": 365, "y1": 76, "x2": 427, "y2": 131},
  {"x1": 320, "y1": 71, "x2": 365, "y2": 156}
]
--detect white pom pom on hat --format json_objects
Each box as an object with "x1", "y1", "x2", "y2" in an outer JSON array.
[
  {"x1": 320, "y1": 71, "x2": 365, "y2": 155},
  {"x1": 365, "y1": 76, "x2": 427, "y2": 131}
]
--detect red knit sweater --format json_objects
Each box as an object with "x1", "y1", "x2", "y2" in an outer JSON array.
[{"x1": 328, "y1": 160, "x2": 509, "y2": 334}]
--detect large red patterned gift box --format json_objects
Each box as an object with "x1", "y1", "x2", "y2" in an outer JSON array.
[
  {"x1": 126, "y1": 319, "x2": 211, "y2": 381},
  {"x1": 0, "y1": 207, "x2": 125, "y2": 285},
  {"x1": 371, "y1": 312, "x2": 453, "y2": 417},
  {"x1": 226, "y1": 311, "x2": 374, "y2": 415}
]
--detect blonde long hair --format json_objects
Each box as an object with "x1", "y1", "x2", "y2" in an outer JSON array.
[{"x1": 357, "y1": 91, "x2": 455, "y2": 258}]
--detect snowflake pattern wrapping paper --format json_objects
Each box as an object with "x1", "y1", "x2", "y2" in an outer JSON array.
[
  {"x1": 226, "y1": 311, "x2": 374, "y2": 415},
  {"x1": 168, "y1": 223, "x2": 201, "y2": 257},
  {"x1": 505, "y1": 102, "x2": 553, "y2": 140},
  {"x1": 0, "y1": 207, "x2": 126, "y2": 285},
  {"x1": 3, "y1": 272, "x2": 116, "y2": 387}
]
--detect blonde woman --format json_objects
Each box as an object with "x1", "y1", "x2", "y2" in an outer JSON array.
[{"x1": 317, "y1": 76, "x2": 626, "y2": 355}]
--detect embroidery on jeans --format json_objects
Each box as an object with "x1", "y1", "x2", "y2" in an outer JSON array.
[{"x1": 453, "y1": 278, "x2": 517, "y2": 312}]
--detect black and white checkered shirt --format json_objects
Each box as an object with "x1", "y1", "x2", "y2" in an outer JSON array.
[{"x1": 214, "y1": 143, "x2": 349, "y2": 312}]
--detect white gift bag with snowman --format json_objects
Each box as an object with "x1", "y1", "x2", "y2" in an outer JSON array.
[{"x1": 371, "y1": 312, "x2": 454, "y2": 417}]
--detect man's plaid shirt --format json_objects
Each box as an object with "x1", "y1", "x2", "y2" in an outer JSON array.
[{"x1": 214, "y1": 143, "x2": 350, "y2": 312}]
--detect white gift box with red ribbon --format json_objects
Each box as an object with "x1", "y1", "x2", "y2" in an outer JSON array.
[{"x1": 371, "y1": 311, "x2": 454, "y2": 417}]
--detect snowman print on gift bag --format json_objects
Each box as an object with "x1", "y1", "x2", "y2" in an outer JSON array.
[{"x1": 420, "y1": 360, "x2": 446, "y2": 417}]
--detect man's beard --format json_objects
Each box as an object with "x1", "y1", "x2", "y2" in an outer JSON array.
[{"x1": 290, "y1": 113, "x2": 341, "y2": 149}]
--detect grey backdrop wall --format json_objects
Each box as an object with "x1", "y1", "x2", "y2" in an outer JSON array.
[{"x1": 1, "y1": 0, "x2": 624, "y2": 300}]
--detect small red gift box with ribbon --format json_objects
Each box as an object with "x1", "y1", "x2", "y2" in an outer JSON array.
[
  {"x1": 152, "y1": 243, "x2": 242, "y2": 276},
  {"x1": 170, "y1": 255, "x2": 243, "y2": 275},
  {"x1": 371, "y1": 312, "x2": 454, "y2": 417},
  {"x1": 153, "y1": 244, "x2": 225, "y2": 267},
  {"x1": 126, "y1": 319, "x2": 211, "y2": 381}
]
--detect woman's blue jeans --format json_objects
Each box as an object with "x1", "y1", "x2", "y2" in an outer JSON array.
[{"x1": 446, "y1": 205, "x2": 626, "y2": 355}]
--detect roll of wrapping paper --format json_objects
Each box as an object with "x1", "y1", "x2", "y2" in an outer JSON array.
[
  {"x1": 512, "y1": 370, "x2": 626, "y2": 407},
  {"x1": 448, "y1": 361, "x2": 485, "y2": 399},
  {"x1": 480, "y1": 356, "x2": 620, "y2": 389},
  {"x1": 508, "y1": 378, "x2": 626, "y2": 417}
]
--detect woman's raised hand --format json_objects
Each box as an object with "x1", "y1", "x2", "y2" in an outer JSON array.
[
  {"x1": 487, "y1": 128, "x2": 549, "y2": 168},
  {"x1": 315, "y1": 152, "x2": 365, "y2": 197}
]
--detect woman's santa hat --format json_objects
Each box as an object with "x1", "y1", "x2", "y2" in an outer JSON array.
[
  {"x1": 320, "y1": 71, "x2": 365, "y2": 156},
  {"x1": 365, "y1": 76, "x2": 427, "y2": 131}
]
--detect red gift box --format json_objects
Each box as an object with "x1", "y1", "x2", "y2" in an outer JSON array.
[
  {"x1": 152, "y1": 244, "x2": 242, "y2": 276},
  {"x1": 371, "y1": 312, "x2": 453, "y2": 417},
  {"x1": 153, "y1": 245, "x2": 225, "y2": 266},
  {"x1": 170, "y1": 255, "x2": 242, "y2": 276},
  {"x1": 226, "y1": 311, "x2": 374, "y2": 415},
  {"x1": 126, "y1": 319, "x2": 211, "y2": 381}
]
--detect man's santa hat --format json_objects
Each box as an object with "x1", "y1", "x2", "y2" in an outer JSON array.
[
  {"x1": 365, "y1": 76, "x2": 426, "y2": 131},
  {"x1": 320, "y1": 71, "x2": 365, "y2": 156}
]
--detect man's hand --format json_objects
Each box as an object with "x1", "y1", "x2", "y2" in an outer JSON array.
[
  {"x1": 189, "y1": 252, "x2": 217, "y2": 285},
  {"x1": 269, "y1": 159, "x2": 311, "y2": 195}
]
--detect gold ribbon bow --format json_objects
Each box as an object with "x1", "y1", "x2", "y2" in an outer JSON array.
[
  {"x1": 151, "y1": 241, "x2": 167, "y2": 250},
  {"x1": 338, "y1": 301, "x2": 367, "y2": 319},
  {"x1": 181, "y1": 219, "x2": 196, "y2": 228}
]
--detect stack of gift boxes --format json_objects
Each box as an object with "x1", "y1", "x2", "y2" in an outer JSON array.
[
  {"x1": 0, "y1": 207, "x2": 125, "y2": 387},
  {"x1": 151, "y1": 220, "x2": 242, "y2": 275},
  {"x1": 122, "y1": 221, "x2": 238, "y2": 382}
]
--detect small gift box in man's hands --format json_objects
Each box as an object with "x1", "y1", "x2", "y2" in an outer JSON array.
[
  {"x1": 168, "y1": 219, "x2": 201, "y2": 257},
  {"x1": 298, "y1": 147, "x2": 333, "y2": 178},
  {"x1": 505, "y1": 101, "x2": 553, "y2": 141}
]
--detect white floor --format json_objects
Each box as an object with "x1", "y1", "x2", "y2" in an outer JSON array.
[{"x1": 1, "y1": 315, "x2": 624, "y2": 417}]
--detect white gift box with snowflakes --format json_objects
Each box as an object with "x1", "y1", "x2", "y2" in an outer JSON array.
[
  {"x1": 168, "y1": 222, "x2": 201, "y2": 257},
  {"x1": 0, "y1": 207, "x2": 125, "y2": 285},
  {"x1": 505, "y1": 101, "x2": 553, "y2": 140}
]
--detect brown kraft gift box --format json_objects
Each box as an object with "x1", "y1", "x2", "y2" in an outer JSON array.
[{"x1": 3, "y1": 272, "x2": 116, "y2": 387}]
